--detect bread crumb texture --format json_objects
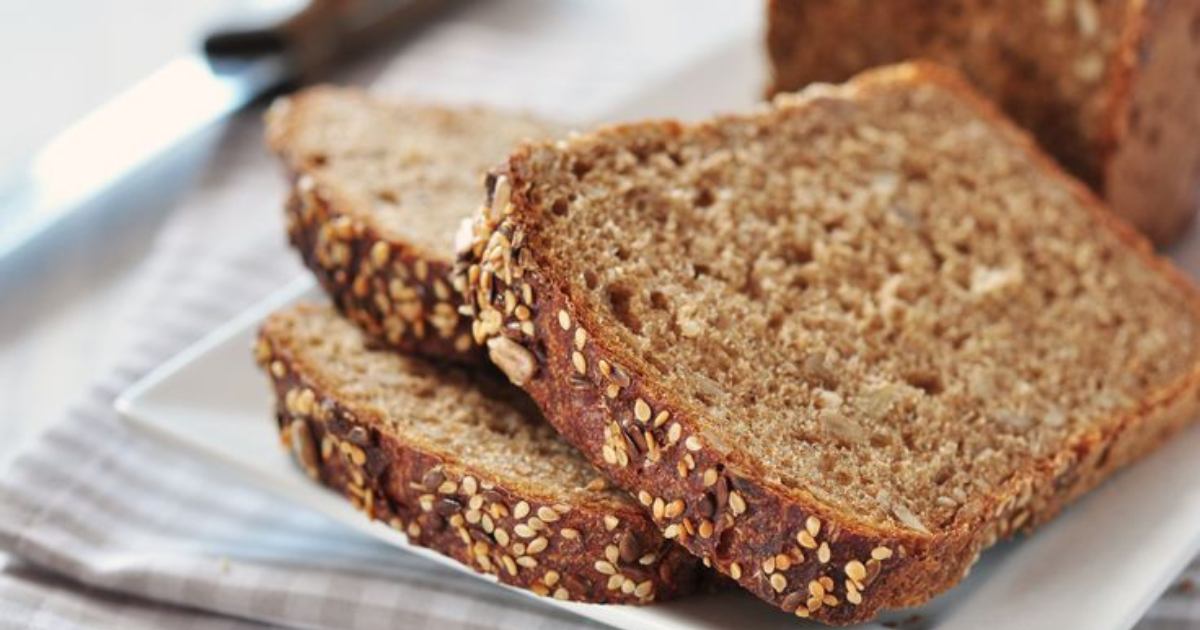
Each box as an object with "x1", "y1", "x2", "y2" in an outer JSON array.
[{"x1": 518, "y1": 69, "x2": 1200, "y2": 531}]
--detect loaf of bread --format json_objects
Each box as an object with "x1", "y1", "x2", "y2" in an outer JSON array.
[
  {"x1": 459, "y1": 62, "x2": 1200, "y2": 624},
  {"x1": 265, "y1": 87, "x2": 560, "y2": 363},
  {"x1": 255, "y1": 304, "x2": 704, "y2": 604},
  {"x1": 766, "y1": 0, "x2": 1200, "y2": 245}
]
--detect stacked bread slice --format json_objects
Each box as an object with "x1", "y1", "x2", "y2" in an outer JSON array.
[
  {"x1": 262, "y1": 63, "x2": 1200, "y2": 624},
  {"x1": 265, "y1": 87, "x2": 560, "y2": 363},
  {"x1": 458, "y1": 62, "x2": 1200, "y2": 624},
  {"x1": 259, "y1": 90, "x2": 704, "y2": 603},
  {"x1": 255, "y1": 304, "x2": 702, "y2": 603}
]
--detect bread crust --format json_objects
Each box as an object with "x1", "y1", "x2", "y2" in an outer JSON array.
[
  {"x1": 255, "y1": 316, "x2": 704, "y2": 605},
  {"x1": 460, "y1": 62, "x2": 1200, "y2": 624},
  {"x1": 282, "y1": 184, "x2": 483, "y2": 364}
]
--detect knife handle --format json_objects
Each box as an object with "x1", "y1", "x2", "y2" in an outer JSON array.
[{"x1": 203, "y1": 0, "x2": 449, "y2": 81}]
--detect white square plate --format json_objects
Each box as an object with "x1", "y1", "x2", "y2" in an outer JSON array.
[{"x1": 116, "y1": 31, "x2": 1200, "y2": 630}]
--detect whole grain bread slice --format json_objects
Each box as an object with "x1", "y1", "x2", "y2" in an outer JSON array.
[
  {"x1": 265, "y1": 87, "x2": 560, "y2": 363},
  {"x1": 255, "y1": 304, "x2": 703, "y2": 604},
  {"x1": 459, "y1": 62, "x2": 1200, "y2": 624}
]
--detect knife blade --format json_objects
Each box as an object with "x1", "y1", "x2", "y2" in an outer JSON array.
[{"x1": 0, "y1": 0, "x2": 448, "y2": 261}]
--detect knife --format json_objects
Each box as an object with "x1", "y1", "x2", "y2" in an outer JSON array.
[{"x1": 0, "y1": 0, "x2": 447, "y2": 261}]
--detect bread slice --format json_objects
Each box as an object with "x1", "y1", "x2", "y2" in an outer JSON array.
[
  {"x1": 254, "y1": 304, "x2": 704, "y2": 604},
  {"x1": 765, "y1": 0, "x2": 1200, "y2": 245},
  {"x1": 459, "y1": 62, "x2": 1200, "y2": 624},
  {"x1": 265, "y1": 87, "x2": 560, "y2": 363}
]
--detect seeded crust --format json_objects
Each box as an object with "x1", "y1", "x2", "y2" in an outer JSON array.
[
  {"x1": 458, "y1": 63, "x2": 1200, "y2": 624},
  {"x1": 255, "y1": 304, "x2": 704, "y2": 604},
  {"x1": 765, "y1": 0, "x2": 1200, "y2": 245},
  {"x1": 265, "y1": 87, "x2": 561, "y2": 363}
]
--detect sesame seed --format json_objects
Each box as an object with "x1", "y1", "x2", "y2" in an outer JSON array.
[
  {"x1": 468, "y1": 495, "x2": 484, "y2": 510},
  {"x1": 797, "y1": 530, "x2": 817, "y2": 549},
  {"x1": 728, "y1": 492, "x2": 746, "y2": 516},
  {"x1": 572, "y1": 351, "x2": 587, "y2": 374},
  {"x1": 511, "y1": 541, "x2": 526, "y2": 556},
  {"x1": 847, "y1": 588, "x2": 863, "y2": 605},
  {"x1": 808, "y1": 580, "x2": 825, "y2": 598},
  {"x1": 762, "y1": 557, "x2": 776, "y2": 574},
  {"x1": 414, "y1": 259, "x2": 428, "y2": 282},
  {"x1": 605, "y1": 383, "x2": 620, "y2": 398},
  {"x1": 635, "y1": 580, "x2": 653, "y2": 598},
  {"x1": 607, "y1": 574, "x2": 624, "y2": 590},
  {"x1": 638, "y1": 491, "x2": 653, "y2": 506},
  {"x1": 770, "y1": 573, "x2": 788, "y2": 593},
  {"x1": 531, "y1": 583, "x2": 549, "y2": 596},
  {"x1": 502, "y1": 555, "x2": 517, "y2": 575},
  {"x1": 665, "y1": 499, "x2": 685, "y2": 519},
  {"x1": 514, "y1": 524, "x2": 536, "y2": 538},
  {"x1": 730, "y1": 562, "x2": 742, "y2": 579},
  {"x1": 553, "y1": 587, "x2": 569, "y2": 600},
  {"x1": 557, "y1": 310, "x2": 571, "y2": 330},
  {"x1": 494, "y1": 529, "x2": 510, "y2": 546},
  {"x1": 465, "y1": 509, "x2": 481, "y2": 524},
  {"x1": 528, "y1": 537, "x2": 548, "y2": 554},
  {"x1": 871, "y1": 546, "x2": 893, "y2": 560},
  {"x1": 594, "y1": 560, "x2": 617, "y2": 575},
  {"x1": 702, "y1": 468, "x2": 719, "y2": 487},
  {"x1": 775, "y1": 553, "x2": 792, "y2": 571},
  {"x1": 621, "y1": 578, "x2": 636, "y2": 594},
  {"x1": 561, "y1": 528, "x2": 580, "y2": 540},
  {"x1": 639, "y1": 553, "x2": 657, "y2": 565},
  {"x1": 698, "y1": 519, "x2": 714, "y2": 538},
  {"x1": 482, "y1": 514, "x2": 495, "y2": 533},
  {"x1": 370, "y1": 241, "x2": 390, "y2": 266},
  {"x1": 806, "y1": 515, "x2": 822, "y2": 537},
  {"x1": 604, "y1": 515, "x2": 619, "y2": 531},
  {"x1": 517, "y1": 556, "x2": 538, "y2": 568},
  {"x1": 605, "y1": 544, "x2": 620, "y2": 564},
  {"x1": 544, "y1": 570, "x2": 560, "y2": 586},
  {"x1": 574, "y1": 327, "x2": 587, "y2": 350},
  {"x1": 537, "y1": 506, "x2": 560, "y2": 522},
  {"x1": 685, "y1": 436, "x2": 702, "y2": 451},
  {"x1": 652, "y1": 497, "x2": 665, "y2": 520},
  {"x1": 667, "y1": 423, "x2": 682, "y2": 444},
  {"x1": 846, "y1": 560, "x2": 867, "y2": 582},
  {"x1": 818, "y1": 542, "x2": 831, "y2": 564},
  {"x1": 437, "y1": 480, "x2": 457, "y2": 495},
  {"x1": 634, "y1": 398, "x2": 651, "y2": 423},
  {"x1": 602, "y1": 444, "x2": 618, "y2": 465},
  {"x1": 407, "y1": 522, "x2": 420, "y2": 538},
  {"x1": 663, "y1": 524, "x2": 680, "y2": 539},
  {"x1": 460, "y1": 476, "x2": 477, "y2": 496},
  {"x1": 513, "y1": 501, "x2": 530, "y2": 519}
]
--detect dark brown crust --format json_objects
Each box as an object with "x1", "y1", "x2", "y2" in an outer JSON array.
[
  {"x1": 253, "y1": 323, "x2": 704, "y2": 605},
  {"x1": 460, "y1": 62, "x2": 1200, "y2": 624},
  {"x1": 283, "y1": 178, "x2": 484, "y2": 364}
]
